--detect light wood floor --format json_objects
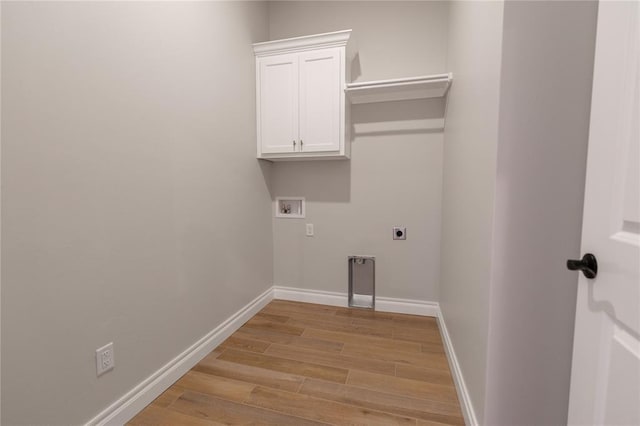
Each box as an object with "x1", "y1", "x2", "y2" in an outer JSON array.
[{"x1": 128, "y1": 300, "x2": 464, "y2": 425}]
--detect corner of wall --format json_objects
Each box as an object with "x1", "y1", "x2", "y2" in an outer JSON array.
[{"x1": 439, "y1": 1, "x2": 505, "y2": 423}]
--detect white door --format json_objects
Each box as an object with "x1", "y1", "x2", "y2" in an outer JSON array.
[
  {"x1": 568, "y1": 1, "x2": 640, "y2": 425},
  {"x1": 258, "y1": 54, "x2": 299, "y2": 154},
  {"x1": 298, "y1": 48, "x2": 341, "y2": 153}
]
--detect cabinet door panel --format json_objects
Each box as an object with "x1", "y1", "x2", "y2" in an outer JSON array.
[
  {"x1": 299, "y1": 49, "x2": 341, "y2": 153},
  {"x1": 259, "y1": 55, "x2": 298, "y2": 154}
]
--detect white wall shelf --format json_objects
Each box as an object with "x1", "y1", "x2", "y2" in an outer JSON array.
[{"x1": 345, "y1": 73, "x2": 452, "y2": 104}]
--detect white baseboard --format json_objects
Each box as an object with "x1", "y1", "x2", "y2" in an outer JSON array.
[
  {"x1": 272, "y1": 286, "x2": 348, "y2": 307},
  {"x1": 437, "y1": 309, "x2": 479, "y2": 426},
  {"x1": 375, "y1": 296, "x2": 439, "y2": 317},
  {"x1": 85, "y1": 287, "x2": 273, "y2": 426},
  {"x1": 273, "y1": 286, "x2": 438, "y2": 317}
]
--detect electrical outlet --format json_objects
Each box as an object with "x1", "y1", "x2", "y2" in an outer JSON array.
[
  {"x1": 96, "y1": 342, "x2": 115, "y2": 376},
  {"x1": 393, "y1": 226, "x2": 407, "y2": 240},
  {"x1": 306, "y1": 223, "x2": 314, "y2": 237}
]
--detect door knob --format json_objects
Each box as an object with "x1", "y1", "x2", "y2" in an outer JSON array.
[{"x1": 566, "y1": 253, "x2": 598, "y2": 279}]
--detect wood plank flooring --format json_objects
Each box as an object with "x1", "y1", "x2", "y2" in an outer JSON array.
[{"x1": 128, "y1": 300, "x2": 464, "y2": 425}]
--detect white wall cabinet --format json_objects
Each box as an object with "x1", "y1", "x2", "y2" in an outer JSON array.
[{"x1": 253, "y1": 30, "x2": 351, "y2": 160}]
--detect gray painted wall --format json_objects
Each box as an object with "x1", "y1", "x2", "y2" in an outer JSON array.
[
  {"x1": 441, "y1": 1, "x2": 597, "y2": 424},
  {"x1": 439, "y1": 1, "x2": 505, "y2": 421},
  {"x1": 1, "y1": 2, "x2": 271, "y2": 424},
  {"x1": 484, "y1": 2, "x2": 597, "y2": 424},
  {"x1": 268, "y1": 1, "x2": 449, "y2": 301}
]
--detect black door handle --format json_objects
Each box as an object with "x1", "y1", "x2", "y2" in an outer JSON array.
[{"x1": 566, "y1": 253, "x2": 598, "y2": 279}]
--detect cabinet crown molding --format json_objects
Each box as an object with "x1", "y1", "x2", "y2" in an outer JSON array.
[{"x1": 253, "y1": 29, "x2": 352, "y2": 57}]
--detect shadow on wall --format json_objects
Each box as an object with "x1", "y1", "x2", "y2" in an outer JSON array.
[
  {"x1": 351, "y1": 52, "x2": 362, "y2": 82},
  {"x1": 350, "y1": 97, "x2": 446, "y2": 139},
  {"x1": 261, "y1": 159, "x2": 351, "y2": 203},
  {"x1": 258, "y1": 159, "x2": 274, "y2": 199}
]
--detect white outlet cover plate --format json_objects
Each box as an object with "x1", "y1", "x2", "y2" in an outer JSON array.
[
  {"x1": 306, "y1": 223, "x2": 314, "y2": 236},
  {"x1": 96, "y1": 342, "x2": 115, "y2": 376}
]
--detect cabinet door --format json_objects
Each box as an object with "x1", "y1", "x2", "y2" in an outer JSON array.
[
  {"x1": 258, "y1": 54, "x2": 299, "y2": 154},
  {"x1": 298, "y1": 49, "x2": 341, "y2": 153}
]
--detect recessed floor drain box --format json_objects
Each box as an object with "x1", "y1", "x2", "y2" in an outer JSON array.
[{"x1": 348, "y1": 256, "x2": 375, "y2": 309}]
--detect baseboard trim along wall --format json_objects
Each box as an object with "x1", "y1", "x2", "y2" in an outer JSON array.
[
  {"x1": 437, "y1": 309, "x2": 479, "y2": 426},
  {"x1": 272, "y1": 286, "x2": 348, "y2": 308},
  {"x1": 85, "y1": 287, "x2": 273, "y2": 426},
  {"x1": 375, "y1": 295, "x2": 440, "y2": 317},
  {"x1": 86, "y1": 285, "x2": 477, "y2": 426},
  {"x1": 272, "y1": 286, "x2": 440, "y2": 317}
]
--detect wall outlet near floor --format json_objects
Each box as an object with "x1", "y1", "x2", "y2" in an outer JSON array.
[
  {"x1": 96, "y1": 342, "x2": 115, "y2": 376},
  {"x1": 306, "y1": 223, "x2": 314, "y2": 237}
]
